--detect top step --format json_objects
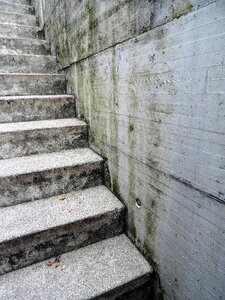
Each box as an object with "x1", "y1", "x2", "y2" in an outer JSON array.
[{"x1": 0, "y1": 1, "x2": 34, "y2": 15}]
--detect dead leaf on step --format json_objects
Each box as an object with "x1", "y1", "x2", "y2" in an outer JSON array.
[
  {"x1": 58, "y1": 195, "x2": 65, "y2": 201},
  {"x1": 47, "y1": 261, "x2": 53, "y2": 267},
  {"x1": 67, "y1": 208, "x2": 72, "y2": 213}
]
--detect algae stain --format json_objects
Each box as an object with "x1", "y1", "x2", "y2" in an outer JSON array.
[
  {"x1": 109, "y1": 47, "x2": 120, "y2": 197},
  {"x1": 172, "y1": 0, "x2": 193, "y2": 19}
]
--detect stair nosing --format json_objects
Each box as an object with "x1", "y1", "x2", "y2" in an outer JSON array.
[
  {"x1": 0, "y1": 118, "x2": 87, "y2": 133},
  {"x1": 0, "y1": 35, "x2": 47, "y2": 42},
  {"x1": 0, "y1": 53, "x2": 56, "y2": 58},
  {"x1": 0, "y1": 9, "x2": 35, "y2": 17},
  {"x1": 0, "y1": 72, "x2": 63, "y2": 77},
  {"x1": 0, "y1": 94, "x2": 74, "y2": 100},
  {"x1": 0, "y1": 21, "x2": 40, "y2": 29}
]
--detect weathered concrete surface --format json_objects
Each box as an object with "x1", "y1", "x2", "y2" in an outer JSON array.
[
  {"x1": 0, "y1": 186, "x2": 124, "y2": 274},
  {"x1": 0, "y1": 23, "x2": 40, "y2": 39},
  {"x1": 0, "y1": 1, "x2": 34, "y2": 14},
  {"x1": 0, "y1": 148, "x2": 103, "y2": 207},
  {"x1": 0, "y1": 118, "x2": 88, "y2": 159},
  {"x1": 0, "y1": 37, "x2": 50, "y2": 55},
  {"x1": 4, "y1": 0, "x2": 30, "y2": 5},
  {"x1": 0, "y1": 95, "x2": 75, "y2": 123},
  {"x1": 0, "y1": 73, "x2": 65, "y2": 96},
  {"x1": 0, "y1": 54, "x2": 57, "y2": 73},
  {"x1": 0, "y1": 235, "x2": 152, "y2": 300},
  {"x1": 34, "y1": 0, "x2": 215, "y2": 69},
  {"x1": 37, "y1": 0, "x2": 225, "y2": 299},
  {"x1": 0, "y1": 11, "x2": 36, "y2": 26}
]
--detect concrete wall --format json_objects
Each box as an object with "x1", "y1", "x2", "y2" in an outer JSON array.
[{"x1": 34, "y1": 0, "x2": 225, "y2": 299}]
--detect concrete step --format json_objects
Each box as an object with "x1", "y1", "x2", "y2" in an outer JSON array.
[
  {"x1": 0, "y1": 73, "x2": 65, "y2": 96},
  {"x1": 3, "y1": 0, "x2": 30, "y2": 4},
  {"x1": 0, "y1": 185, "x2": 124, "y2": 274},
  {"x1": 0, "y1": 10, "x2": 36, "y2": 26},
  {"x1": 0, "y1": 235, "x2": 152, "y2": 299},
  {"x1": 0, "y1": 148, "x2": 103, "y2": 207},
  {"x1": 0, "y1": 37, "x2": 49, "y2": 55},
  {"x1": 0, "y1": 118, "x2": 88, "y2": 159},
  {"x1": 0, "y1": 23, "x2": 40, "y2": 39},
  {"x1": 0, "y1": 1, "x2": 34, "y2": 15},
  {"x1": 0, "y1": 54, "x2": 57, "y2": 73},
  {"x1": 0, "y1": 95, "x2": 76, "y2": 123}
]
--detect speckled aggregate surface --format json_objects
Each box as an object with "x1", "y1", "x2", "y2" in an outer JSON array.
[
  {"x1": 0, "y1": 235, "x2": 152, "y2": 300},
  {"x1": 0, "y1": 118, "x2": 86, "y2": 133},
  {"x1": 0, "y1": 148, "x2": 103, "y2": 177},
  {"x1": 0, "y1": 185, "x2": 124, "y2": 243}
]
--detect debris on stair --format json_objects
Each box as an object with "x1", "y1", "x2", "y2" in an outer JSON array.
[{"x1": 58, "y1": 195, "x2": 65, "y2": 201}]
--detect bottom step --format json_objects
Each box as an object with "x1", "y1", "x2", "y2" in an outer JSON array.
[{"x1": 0, "y1": 235, "x2": 152, "y2": 300}]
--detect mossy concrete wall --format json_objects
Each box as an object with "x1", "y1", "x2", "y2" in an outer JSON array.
[{"x1": 34, "y1": 0, "x2": 225, "y2": 299}]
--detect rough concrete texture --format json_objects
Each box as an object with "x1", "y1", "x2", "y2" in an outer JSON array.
[
  {"x1": 0, "y1": 118, "x2": 88, "y2": 159},
  {"x1": 0, "y1": 1, "x2": 153, "y2": 298},
  {"x1": 0, "y1": 11, "x2": 36, "y2": 26},
  {"x1": 0, "y1": 23, "x2": 40, "y2": 39},
  {"x1": 36, "y1": 0, "x2": 225, "y2": 299},
  {"x1": 0, "y1": 1, "x2": 34, "y2": 15},
  {"x1": 3, "y1": 0, "x2": 30, "y2": 5},
  {"x1": 0, "y1": 148, "x2": 103, "y2": 207},
  {"x1": 0, "y1": 95, "x2": 75, "y2": 123},
  {"x1": 0, "y1": 235, "x2": 152, "y2": 300},
  {"x1": 0, "y1": 54, "x2": 57, "y2": 73},
  {"x1": 35, "y1": 0, "x2": 215, "y2": 69},
  {"x1": 0, "y1": 185, "x2": 125, "y2": 274},
  {"x1": 0, "y1": 73, "x2": 65, "y2": 96},
  {"x1": 0, "y1": 37, "x2": 50, "y2": 55}
]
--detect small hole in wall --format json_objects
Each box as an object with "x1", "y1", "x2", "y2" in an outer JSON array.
[{"x1": 136, "y1": 198, "x2": 141, "y2": 208}]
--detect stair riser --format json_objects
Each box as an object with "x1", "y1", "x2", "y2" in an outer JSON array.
[
  {"x1": 0, "y1": 37, "x2": 50, "y2": 55},
  {"x1": 0, "y1": 127, "x2": 88, "y2": 159},
  {"x1": 0, "y1": 12, "x2": 36, "y2": 26},
  {"x1": 0, "y1": 2, "x2": 34, "y2": 14},
  {"x1": 0, "y1": 162, "x2": 104, "y2": 207},
  {"x1": 0, "y1": 23, "x2": 38, "y2": 39},
  {"x1": 0, "y1": 97, "x2": 75, "y2": 123},
  {"x1": 0, "y1": 75, "x2": 66, "y2": 96},
  {"x1": 0, "y1": 55, "x2": 57, "y2": 73},
  {"x1": 0, "y1": 209, "x2": 124, "y2": 274}
]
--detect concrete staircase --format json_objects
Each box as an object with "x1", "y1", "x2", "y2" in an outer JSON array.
[{"x1": 0, "y1": 1, "x2": 153, "y2": 299}]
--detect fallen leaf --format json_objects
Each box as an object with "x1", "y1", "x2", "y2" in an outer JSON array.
[
  {"x1": 47, "y1": 261, "x2": 53, "y2": 267},
  {"x1": 67, "y1": 208, "x2": 72, "y2": 213},
  {"x1": 58, "y1": 195, "x2": 65, "y2": 201}
]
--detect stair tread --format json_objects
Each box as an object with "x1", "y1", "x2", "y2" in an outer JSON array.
[
  {"x1": 0, "y1": 185, "x2": 124, "y2": 243},
  {"x1": 0, "y1": 118, "x2": 86, "y2": 133},
  {"x1": 0, "y1": 94, "x2": 74, "y2": 101},
  {"x1": 0, "y1": 0, "x2": 32, "y2": 7},
  {"x1": 0, "y1": 148, "x2": 103, "y2": 177},
  {"x1": 0, "y1": 53, "x2": 55, "y2": 58},
  {"x1": 0, "y1": 22, "x2": 39, "y2": 29},
  {"x1": 0, "y1": 234, "x2": 152, "y2": 300}
]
